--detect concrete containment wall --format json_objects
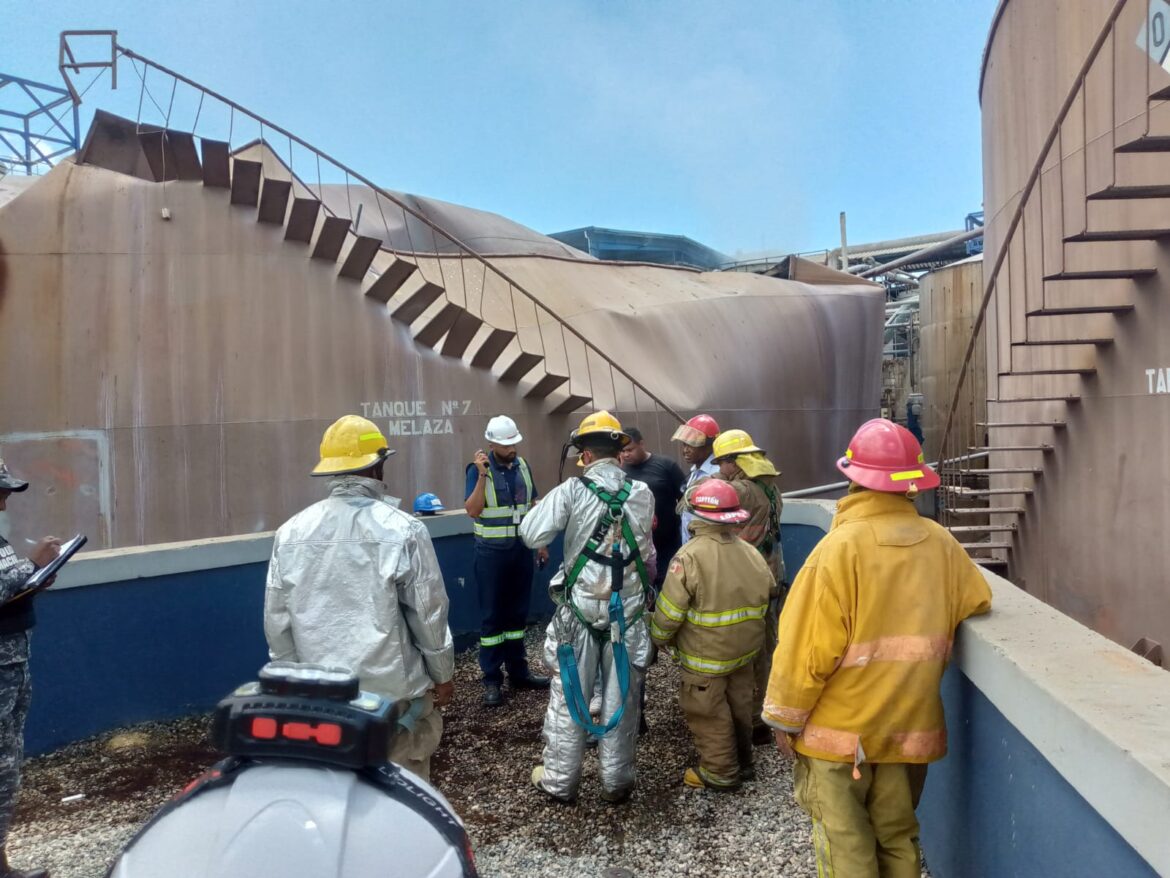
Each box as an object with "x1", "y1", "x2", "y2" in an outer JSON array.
[
  {"x1": 920, "y1": 569, "x2": 1169, "y2": 877},
  {"x1": 26, "y1": 493, "x2": 1167, "y2": 877},
  {"x1": 24, "y1": 512, "x2": 543, "y2": 755},
  {"x1": 21, "y1": 501, "x2": 834, "y2": 755}
]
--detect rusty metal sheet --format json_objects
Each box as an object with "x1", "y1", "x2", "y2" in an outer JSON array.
[
  {"x1": 976, "y1": 0, "x2": 1170, "y2": 657},
  {"x1": 0, "y1": 159, "x2": 882, "y2": 557}
]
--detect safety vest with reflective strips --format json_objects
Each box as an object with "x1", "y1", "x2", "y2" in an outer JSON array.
[
  {"x1": 472, "y1": 456, "x2": 535, "y2": 548},
  {"x1": 648, "y1": 522, "x2": 774, "y2": 676}
]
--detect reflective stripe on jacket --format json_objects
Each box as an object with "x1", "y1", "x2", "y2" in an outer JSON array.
[
  {"x1": 264, "y1": 476, "x2": 455, "y2": 701},
  {"x1": 650, "y1": 521, "x2": 774, "y2": 676},
  {"x1": 763, "y1": 489, "x2": 992, "y2": 765},
  {"x1": 473, "y1": 456, "x2": 534, "y2": 543}
]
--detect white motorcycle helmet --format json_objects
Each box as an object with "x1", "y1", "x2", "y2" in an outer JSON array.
[{"x1": 109, "y1": 663, "x2": 475, "y2": 878}]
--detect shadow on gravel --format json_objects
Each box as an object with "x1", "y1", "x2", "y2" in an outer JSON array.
[
  {"x1": 16, "y1": 715, "x2": 220, "y2": 826},
  {"x1": 13, "y1": 631, "x2": 816, "y2": 877},
  {"x1": 432, "y1": 642, "x2": 735, "y2": 859}
]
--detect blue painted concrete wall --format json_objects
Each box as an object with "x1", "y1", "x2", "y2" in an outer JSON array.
[
  {"x1": 779, "y1": 523, "x2": 824, "y2": 582},
  {"x1": 26, "y1": 562, "x2": 271, "y2": 756},
  {"x1": 919, "y1": 665, "x2": 1157, "y2": 878},
  {"x1": 24, "y1": 524, "x2": 819, "y2": 755},
  {"x1": 24, "y1": 532, "x2": 560, "y2": 755}
]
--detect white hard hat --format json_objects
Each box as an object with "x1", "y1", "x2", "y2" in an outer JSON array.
[{"x1": 485, "y1": 415, "x2": 522, "y2": 445}]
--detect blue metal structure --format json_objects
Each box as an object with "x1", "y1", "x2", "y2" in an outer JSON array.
[
  {"x1": 548, "y1": 226, "x2": 728, "y2": 270},
  {"x1": 964, "y1": 211, "x2": 985, "y2": 255},
  {"x1": 0, "y1": 72, "x2": 80, "y2": 174}
]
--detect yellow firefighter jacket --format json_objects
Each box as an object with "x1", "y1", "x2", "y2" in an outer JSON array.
[
  {"x1": 719, "y1": 472, "x2": 785, "y2": 586},
  {"x1": 763, "y1": 488, "x2": 992, "y2": 766},
  {"x1": 650, "y1": 521, "x2": 776, "y2": 676}
]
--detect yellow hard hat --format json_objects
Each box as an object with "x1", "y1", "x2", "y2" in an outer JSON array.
[
  {"x1": 570, "y1": 410, "x2": 631, "y2": 448},
  {"x1": 712, "y1": 429, "x2": 765, "y2": 462},
  {"x1": 311, "y1": 415, "x2": 395, "y2": 477}
]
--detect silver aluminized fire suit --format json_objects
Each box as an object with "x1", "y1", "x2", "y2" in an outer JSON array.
[
  {"x1": 520, "y1": 458, "x2": 655, "y2": 800},
  {"x1": 264, "y1": 476, "x2": 455, "y2": 778}
]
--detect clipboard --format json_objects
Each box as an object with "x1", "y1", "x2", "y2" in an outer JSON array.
[{"x1": 3, "y1": 534, "x2": 87, "y2": 605}]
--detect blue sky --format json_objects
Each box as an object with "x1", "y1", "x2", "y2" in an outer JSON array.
[{"x1": 3, "y1": 0, "x2": 996, "y2": 258}]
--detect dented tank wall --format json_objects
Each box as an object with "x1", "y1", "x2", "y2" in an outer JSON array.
[{"x1": 0, "y1": 160, "x2": 882, "y2": 550}]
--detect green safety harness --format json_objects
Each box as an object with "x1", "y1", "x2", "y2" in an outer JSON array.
[
  {"x1": 554, "y1": 476, "x2": 651, "y2": 738},
  {"x1": 756, "y1": 479, "x2": 781, "y2": 560},
  {"x1": 754, "y1": 479, "x2": 788, "y2": 595}
]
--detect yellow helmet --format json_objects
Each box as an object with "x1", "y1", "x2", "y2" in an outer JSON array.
[
  {"x1": 569, "y1": 410, "x2": 631, "y2": 448},
  {"x1": 712, "y1": 429, "x2": 765, "y2": 462},
  {"x1": 311, "y1": 415, "x2": 395, "y2": 477}
]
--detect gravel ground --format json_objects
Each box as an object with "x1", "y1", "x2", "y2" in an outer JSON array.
[{"x1": 8, "y1": 629, "x2": 922, "y2": 877}]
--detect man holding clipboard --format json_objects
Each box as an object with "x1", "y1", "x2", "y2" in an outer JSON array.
[{"x1": 0, "y1": 458, "x2": 60, "y2": 878}]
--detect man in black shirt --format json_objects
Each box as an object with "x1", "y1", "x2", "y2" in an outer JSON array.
[{"x1": 621, "y1": 428, "x2": 686, "y2": 588}]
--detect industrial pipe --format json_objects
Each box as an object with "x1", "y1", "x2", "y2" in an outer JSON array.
[
  {"x1": 858, "y1": 227, "x2": 983, "y2": 279},
  {"x1": 884, "y1": 268, "x2": 920, "y2": 288}
]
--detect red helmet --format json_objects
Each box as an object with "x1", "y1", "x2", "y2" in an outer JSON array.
[
  {"x1": 671, "y1": 414, "x2": 720, "y2": 447},
  {"x1": 837, "y1": 418, "x2": 939, "y2": 493},
  {"x1": 687, "y1": 480, "x2": 750, "y2": 524}
]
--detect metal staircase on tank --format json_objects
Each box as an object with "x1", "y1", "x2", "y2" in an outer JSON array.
[
  {"x1": 937, "y1": 0, "x2": 1170, "y2": 572},
  {"x1": 58, "y1": 33, "x2": 681, "y2": 425}
]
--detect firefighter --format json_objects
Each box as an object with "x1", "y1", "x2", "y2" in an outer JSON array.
[
  {"x1": 764, "y1": 419, "x2": 992, "y2": 878},
  {"x1": 264, "y1": 416, "x2": 455, "y2": 781},
  {"x1": 463, "y1": 415, "x2": 549, "y2": 707},
  {"x1": 710, "y1": 428, "x2": 785, "y2": 744},
  {"x1": 671, "y1": 414, "x2": 721, "y2": 546},
  {"x1": 0, "y1": 459, "x2": 57, "y2": 878},
  {"x1": 650, "y1": 480, "x2": 773, "y2": 791},
  {"x1": 520, "y1": 412, "x2": 656, "y2": 804}
]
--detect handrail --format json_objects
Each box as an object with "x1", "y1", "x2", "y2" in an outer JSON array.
[
  {"x1": 117, "y1": 46, "x2": 682, "y2": 420},
  {"x1": 68, "y1": 37, "x2": 683, "y2": 423},
  {"x1": 937, "y1": 0, "x2": 1130, "y2": 465},
  {"x1": 783, "y1": 452, "x2": 989, "y2": 499}
]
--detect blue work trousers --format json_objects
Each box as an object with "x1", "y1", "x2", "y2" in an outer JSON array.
[{"x1": 475, "y1": 542, "x2": 535, "y2": 685}]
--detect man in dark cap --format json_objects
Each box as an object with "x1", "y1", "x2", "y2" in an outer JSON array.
[{"x1": 0, "y1": 458, "x2": 59, "y2": 878}]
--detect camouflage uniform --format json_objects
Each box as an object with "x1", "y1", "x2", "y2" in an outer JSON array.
[{"x1": 0, "y1": 533, "x2": 34, "y2": 853}]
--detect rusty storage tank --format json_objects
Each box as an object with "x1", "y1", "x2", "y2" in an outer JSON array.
[
  {"x1": 0, "y1": 106, "x2": 883, "y2": 551},
  {"x1": 975, "y1": 0, "x2": 1170, "y2": 656},
  {"x1": 918, "y1": 254, "x2": 986, "y2": 461}
]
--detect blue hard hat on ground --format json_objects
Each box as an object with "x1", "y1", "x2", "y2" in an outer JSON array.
[{"x1": 413, "y1": 493, "x2": 445, "y2": 515}]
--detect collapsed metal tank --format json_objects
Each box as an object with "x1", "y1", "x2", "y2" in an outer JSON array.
[{"x1": 0, "y1": 100, "x2": 883, "y2": 550}]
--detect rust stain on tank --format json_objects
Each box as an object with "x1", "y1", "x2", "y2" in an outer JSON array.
[
  {"x1": 0, "y1": 237, "x2": 7, "y2": 312},
  {"x1": 3, "y1": 121, "x2": 884, "y2": 550}
]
